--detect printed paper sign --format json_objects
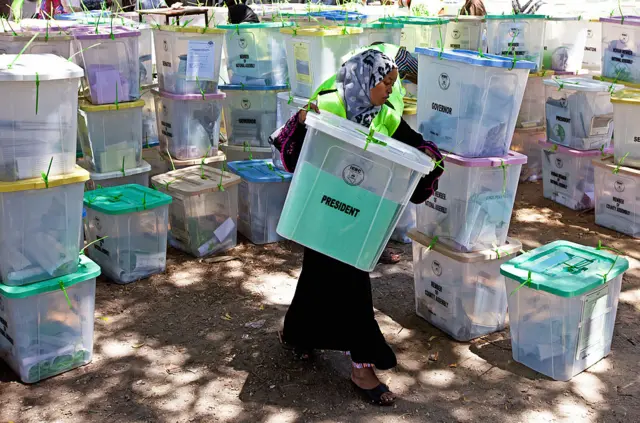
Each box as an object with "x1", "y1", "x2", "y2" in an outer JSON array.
[
  {"x1": 187, "y1": 40, "x2": 216, "y2": 81},
  {"x1": 293, "y1": 42, "x2": 312, "y2": 84},
  {"x1": 576, "y1": 284, "x2": 611, "y2": 360}
]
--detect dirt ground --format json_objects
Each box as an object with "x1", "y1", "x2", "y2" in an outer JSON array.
[{"x1": 1, "y1": 181, "x2": 639, "y2": 423}]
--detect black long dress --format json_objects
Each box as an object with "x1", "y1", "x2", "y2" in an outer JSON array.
[{"x1": 280, "y1": 119, "x2": 443, "y2": 369}]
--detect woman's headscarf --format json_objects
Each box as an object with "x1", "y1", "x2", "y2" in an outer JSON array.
[{"x1": 336, "y1": 49, "x2": 397, "y2": 127}]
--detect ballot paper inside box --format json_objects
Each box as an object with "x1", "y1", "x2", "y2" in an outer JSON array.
[
  {"x1": 0, "y1": 167, "x2": 89, "y2": 286},
  {"x1": 416, "y1": 151, "x2": 526, "y2": 253},
  {"x1": 540, "y1": 141, "x2": 611, "y2": 211},
  {"x1": 220, "y1": 85, "x2": 288, "y2": 148},
  {"x1": 152, "y1": 166, "x2": 241, "y2": 258},
  {"x1": 83, "y1": 184, "x2": 172, "y2": 284},
  {"x1": 410, "y1": 230, "x2": 521, "y2": 342},
  {"x1": 0, "y1": 255, "x2": 100, "y2": 383}
]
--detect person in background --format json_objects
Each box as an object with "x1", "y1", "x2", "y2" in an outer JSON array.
[
  {"x1": 276, "y1": 50, "x2": 443, "y2": 406},
  {"x1": 460, "y1": 0, "x2": 486, "y2": 15},
  {"x1": 35, "y1": 0, "x2": 71, "y2": 18},
  {"x1": 225, "y1": 0, "x2": 259, "y2": 23}
]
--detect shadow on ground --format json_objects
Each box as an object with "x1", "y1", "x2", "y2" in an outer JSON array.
[{"x1": 1, "y1": 181, "x2": 639, "y2": 423}]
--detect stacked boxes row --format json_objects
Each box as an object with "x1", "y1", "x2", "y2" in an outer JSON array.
[
  {"x1": 0, "y1": 54, "x2": 100, "y2": 384},
  {"x1": 411, "y1": 46, "x2": 533, "y2": 341}
]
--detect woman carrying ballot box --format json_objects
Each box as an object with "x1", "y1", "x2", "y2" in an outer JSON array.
[{"x1": 273, "y1": 50, "x2": 444, "y2": 406}]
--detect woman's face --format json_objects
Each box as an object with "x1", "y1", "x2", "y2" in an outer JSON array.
[{"x1": 369, "y1": 68, "x2": 398, "y2": 106}]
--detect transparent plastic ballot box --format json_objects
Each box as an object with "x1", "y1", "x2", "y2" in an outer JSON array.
[
  {"x1": 84, "y1": 184, "x2": 172, "y2": 284},
  {"x1": 152, "y1": 25, "x2": 225, "y2": 95},
  {"x1": 501, "y1": 240, "x2": 629, "y2": 381},
  {"x1": 610, "y1": 88, "x2": 640, "y2": 169},
  {"x1": 0, "y1": 255, "x2": 100, "y2": 383},
  {"x1": 410, "y1": 229, "x2": 521, "y2": 341},
  {"x1": 218, "y1": 21, "x2": 292, "y2": 87},
  {"x1": 276, "y1": 91, "x2": 310, "y2": 128},
  {"x1": 227, "y1": 159, "x2": 292, "y2": 244},
  {"x1": 152, "y1": 165, "x2": 241, "y2": 257},
  {"x1": 141, "y1": 86, "x2": 159, "y2": 147},
  {"x1": 0, "y1": 166, "x2": 89, "y2": 286},
  {"x1": 511, "y1": 127, "x2": 545, "y2": 182},
  {"x1": 280, "y1": 26, "x2": 363, "y2": 99},
  {"x1": 517, "y1": 70, "x2": 554, "y2": 129},
  {"x1": 71, "y1": 25, "x2": 140, "y2": 105},
  {"x1": 159, "y1": 149, "x2": 227, "y2": 171},
  {"x1": 220, "y1": 84, "x2": 288, "y2": 148},
  {"x1": 544, "y1": 77, "x2": 623, "y2": 151},
  {"x1": 379, "y1": 17, "x2": 449, "y2": 55},
  {"x1": 0, "y1": 30, "x2": 73, "y2": 57},
  {"x1": 593, "y1": 158, "x2": 640, "y2": 238},
  {"x1": 441, "y1": 15, "x2": 484, "y2": 51},
  {"x1": 0, "y1": 54, "x2": 82, "y2": 182},
  {"x1": 416, "y1": 48, "x2": 534, "y2": 158},
  {"x1": 80, "y1": 159, "x2": 152, "y2": 191},
  {"x1": 600, "y1": 16, "x2": 640, "y2": 85},
  {"x1": 485, "y1": 14, "x2": 546, "y2": 71},
  {"x1": 77, "y1": 99, "x2": 144, "y2": 173},
  {"x1": 540, "y1": 140, "x2": 613, "y2": 211},
  {"x1": 346, "y1": 22, "x2": 403, "y2": 48},
  {"x1": 543, "y1": 16, "x2": 588, "y2": 73},
  {"x1": 221, "y1": 144, "x2": 271, "y2": 164},
  {"x1": 277, "y1": 112, "x2": 436, "y2": 272},
  {"x1": 153, "y1": 89, "x2": 224, "y2": 160},
  {"x1": 416, "y1": 150, "x2": 526, "y2": 253},
  {"x1": 583, "y1": 19, "x2": 602, "y2": 72}
]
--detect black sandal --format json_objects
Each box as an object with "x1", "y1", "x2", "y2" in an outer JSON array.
[
  {"x1": 277, "y1": 331, "x2": 314, "y2": 361},
  {"x1": 352, "y1": 382, "x2": 396, "y2": 406}
]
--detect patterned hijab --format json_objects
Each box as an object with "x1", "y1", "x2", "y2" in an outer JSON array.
[{"x1": 336, "y1": 49, "x2": 397, "y2": 127}]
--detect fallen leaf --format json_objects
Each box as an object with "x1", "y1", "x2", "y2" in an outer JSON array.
[
  {"x1": 428, "y1": 352, "x2": 439, "y2": 362},
  {"x1": 259, "y1": 305, "x2": 265, "y2": 310},
  {"x1": 222, "y1": 313, "x2": 232, "y2": 321},
  {"x1": 131, "y1": 342, "x2": 146, "y2": 349},
  {"x1": 98, "y1": 316, "x2": 108, "y2": 322},
  {"x1": 428, "y1": 336, "x2": 437, "y2": 342},
  {"x1": 449, "y1": 363, "x2": 457, "y2": 368}
]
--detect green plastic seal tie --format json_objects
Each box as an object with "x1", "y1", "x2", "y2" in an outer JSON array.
[
  {"x1": 498, "y1": 159, "x2": 508, "y2": 195},
  {"x1": 120, "y1": 156, "x2": 126, "y2": 177},
  {"x1": 196, "y1": 76, "x2": 206, "y2": 100},
  {"x1": 426, "y1": 235, "x2": 438, "y2": 251},
  {"x1": 550, "y1": 144, "x2": 558, "y2": 152},
  {"x1": 510, "y1": 270, "x2": 532, "y2": 296},
  {"x1": 79, "y1": 235, "x2": 108, "y2": 255},
  {"x1": 266, "y1": 162, "x2": 285, "y2": 181},
  {"x1": 218, "y1": 163, "x2": 226, "y2": 192},
  {"x1": 200, "y1": 156, "x2": 207, "y2": 179},
  {"x1": 59, "y1": 280, "x2": 73, "y2": 310},
  {"x1": 492, "y1": 242, "x2": 502, "y2": 259},
  {"x1": 596, "y1": 240, "x2": 624, "y2": 256},
  {"x1": 35, "y1": 72, "x2": 40, "y2": 115},
  {"x1": 142, "y1": 192, "x2": 147, "y2": 210},
  {"x1": 41, "y1": 156, "x2": 53, "y2": 188},
  {"x1": 613, "y1": 152, "x2": 629, "y2": 174},
  {"x1": 287, "y1": 94, "x2": 293, "y2": 105}
]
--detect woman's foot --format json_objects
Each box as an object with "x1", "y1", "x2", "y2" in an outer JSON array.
[{"x1": 351, "y1": 367, "x2": 396, "y2": 406}]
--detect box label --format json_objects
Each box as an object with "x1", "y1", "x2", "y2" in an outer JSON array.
[
  {"x1": 293, "y1": 41, "x2": 312, "y2": 85},
  {"x1": 576, "y1": 284, "x2": 611, "y2": 360}
]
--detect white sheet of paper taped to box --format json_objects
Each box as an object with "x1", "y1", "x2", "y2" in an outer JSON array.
[
  {"x1": 187, "y1": 40, "x2": 215, "y2": 81},
  {"x1": 214, "y1": 217, "x2": 236, "y2": 243}
]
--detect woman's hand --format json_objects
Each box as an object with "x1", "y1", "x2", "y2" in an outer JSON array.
[{"x1": 298, "y1": 103, "x2": 320, "y2": 124}]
